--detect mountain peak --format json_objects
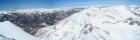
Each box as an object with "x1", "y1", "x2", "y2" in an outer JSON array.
[{"x1": 35, "y1": 5, "x2": 140, "y2": 40}]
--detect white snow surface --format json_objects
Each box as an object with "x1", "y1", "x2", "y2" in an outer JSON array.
[
  {"x1": 35, "y1": 5, "x2": 140, "y2": 40},
  {"x1": 0, "y1": 21, "x2": 41, "y2": 40},
  {"x1": 0, "y1": 35, "x2": 14, "y2": 40}
]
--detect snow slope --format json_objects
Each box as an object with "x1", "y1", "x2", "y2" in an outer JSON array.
[
  {"x1": 0, "y1": 34, "x2": 15, "y2": 40},
  {"x1": 0, "y1": 21, "x2": 41, "y2": 40},
  {"x1": 35, "y1": 5, "x2": 140, "y2": 40}
]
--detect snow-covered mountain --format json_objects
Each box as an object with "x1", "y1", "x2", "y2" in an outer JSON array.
[
  {"x1": 0, "y1": 7, "x2": 87, "y2": 35},
  {"x1": 35, "y1": 5, "x2": 140, "y2": 40},
  {"x1": 0, "y1": 5, "x2": 140, "y2": 40}
]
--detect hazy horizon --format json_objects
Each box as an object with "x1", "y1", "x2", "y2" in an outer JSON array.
[{"x1": 0, "y1": 0, "x2": 139, "y2": 10}]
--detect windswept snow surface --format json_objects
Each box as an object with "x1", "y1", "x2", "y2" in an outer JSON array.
[
  {"x1": 0, "y1": 21, "x2": 40, "y2": 40},
  {"x1": 35, "y1": 5, "x2": 140, "y2": 40},
  {"x1": 0, "y1": 34, "x2": 14, "y2": 40}
]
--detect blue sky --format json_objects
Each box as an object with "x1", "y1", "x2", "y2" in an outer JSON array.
[{"x1": 0, "y1": 0, "x2": 139, "y2": 10}]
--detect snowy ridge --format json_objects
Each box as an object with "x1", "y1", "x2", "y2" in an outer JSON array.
[
  {"x1": 0, "y1": 21, "x2": 42, "y2": 40},
  {"x1": 35, "y1": 5, "x2": 140, "y2": 40}
]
